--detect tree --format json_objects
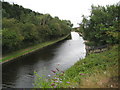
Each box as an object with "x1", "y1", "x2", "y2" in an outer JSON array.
[
  {"x1": 2, "y1": 28, "x2": 24, "y2": 53},
  {"x1": 2, "y1": 1, "x2": 72, "y2": 54},
  {"x1": 79, "y1": 4, "x2": 119, "y2": 46}
]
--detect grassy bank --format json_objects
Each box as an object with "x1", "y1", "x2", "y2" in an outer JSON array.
[
  {"x1": 63, "y1": 45, "x2": 119, "y2": 88},
  {"x1": 1, "y1": 35, "x2": 69, "y2": 63},
  {"x1": 34, "y1": 45, "x2": 119, "y2": 88}
]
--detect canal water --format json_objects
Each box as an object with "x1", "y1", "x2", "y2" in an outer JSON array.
[{"x1": 2, "y1": 32, "x2": 86, "y2": 88}]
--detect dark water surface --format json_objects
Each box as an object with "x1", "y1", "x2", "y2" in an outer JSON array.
[{"x1": 2, "y1": 32, "x2": 86, "y2": 88}]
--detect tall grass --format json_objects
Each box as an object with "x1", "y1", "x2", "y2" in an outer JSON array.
[{"x1": 34, "y1": 45, "x2": 119, "y2": 88}]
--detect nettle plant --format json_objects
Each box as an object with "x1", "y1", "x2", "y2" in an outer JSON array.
[{"x1": 34, "y1": 64, "x2": 78, "y2": 88}]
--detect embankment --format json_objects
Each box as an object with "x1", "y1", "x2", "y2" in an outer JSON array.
[
  {"x1": 63, "y1": 45, "x2": 119, "y2": 88},
  {"x1": 1, "y1": 34, "x2": 70, "y2": 64}
]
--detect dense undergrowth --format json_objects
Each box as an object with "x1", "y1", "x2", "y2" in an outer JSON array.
[{"x1": 34, "y1": 45, "x2": 119, "y2": 88}]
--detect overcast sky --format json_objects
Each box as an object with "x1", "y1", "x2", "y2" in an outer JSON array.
[{"x1": 4, "y1": 0, "x2": 119, "y2": 27}]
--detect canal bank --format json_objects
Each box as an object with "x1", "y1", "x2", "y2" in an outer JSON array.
[
  {"x1": 33, "y1": 31, "x2": 119, "y2": 88},
  {"x1": 57, "y1": 45, "x2": 119, "y2": 88},
  {"x1": 3, "y1": 32, "x2": 86, "y2": 88},
  {"x1": 1, "y1": 34, "x2": 70, "y2": 64},
  {"x1": 34, "y1": 45, "x2": 118, "y2": 88}
]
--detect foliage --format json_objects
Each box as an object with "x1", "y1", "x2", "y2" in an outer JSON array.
[
  {"x1": 64, "y1": 45, "x2": 118, "y2": 88},
  {"x1": 2, "y1": 1, "x2": 72, "y2": 54},
  {"x1": 34, "y1": 65, "x2": 78, "y2": 88},
  {"x1": 2, "y1": 35, "x2": 69, "y2": 63},
  {"x1": 79, "y1": 4, "x2": 119, "y2": 46},
  {"x1": 34, "y1": 45, "x2": 118, "y2": 88}
]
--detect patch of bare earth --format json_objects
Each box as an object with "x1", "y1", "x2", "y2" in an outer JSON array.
[
  {"x1": 79, "y1": 75, "x2": 119, "y2": 88},
  {"x1": 79, "y1": 67, "x2": 119, "y2": 88}
]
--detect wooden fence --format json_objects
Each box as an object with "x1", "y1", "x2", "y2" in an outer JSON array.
[{"x1": 86, "y1": 44, "x2": 109, "y2": 55}]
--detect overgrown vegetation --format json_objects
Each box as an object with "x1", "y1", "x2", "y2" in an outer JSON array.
[
  {"x1": 79, "y1": 4, "x2": 119, "y2": 46},
  {"x1": 64, "y1": 4, "x2": 119, "y2": 88},
  {"x1": 64, "y1": 45, "x2": 119, "y2": 88},
  {"x1": 34, "y1": 45, "x2": 119, "y2": 88},
  {"x1": 2, "y1": 1, "x2": 73, "y2": 54},
  {"x1": 34, "y1": 68, "x2": 78, "y2": 88}
]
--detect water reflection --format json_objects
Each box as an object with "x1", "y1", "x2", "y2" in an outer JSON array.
[
  {"x1": 71, "y1": 32, "x2": 81, "y2": 40},
  {"x1": 3, "y1": 32, "x2": 86, "y2": 88}
]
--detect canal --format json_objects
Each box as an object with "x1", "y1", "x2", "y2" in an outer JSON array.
[{"x1": 2, "y1": 32, "x2": 86, "y2": 88}]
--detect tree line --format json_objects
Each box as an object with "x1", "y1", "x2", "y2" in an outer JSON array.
[
  {"x1": 78, "y1": 4, "x2": 119, "y2": 46},
  {"x1": 2, "y1": 1, "x2": 73, "y2": 54}
]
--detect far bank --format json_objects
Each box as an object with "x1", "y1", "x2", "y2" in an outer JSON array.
[{"x1": 1, "y1": 34, "x2": 70, "y2": 64}]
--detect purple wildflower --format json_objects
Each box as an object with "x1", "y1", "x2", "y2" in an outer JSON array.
[
  {"x1": 79, "y1": 73, "x2": 85, "y2": 75},
  {"x1": 55, "y1": 81, "x2": 59, "y2": 83},
  {"x1": 60, "y1": 81, "x2": 62, "y2": 83},
  {"x1": 67, "y1": 82, "x2": 70, "y2": 84},
  {"x1": 51, "y1": 83, "x2": 55, "y2": 86},
  {"x1": 54, "y1": 86, "x2": 57, "y2": 88}
]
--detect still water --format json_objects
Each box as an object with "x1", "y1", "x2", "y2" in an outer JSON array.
[{"x1": 2, "y1": 32, "x2": 86, "y2": 88}]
